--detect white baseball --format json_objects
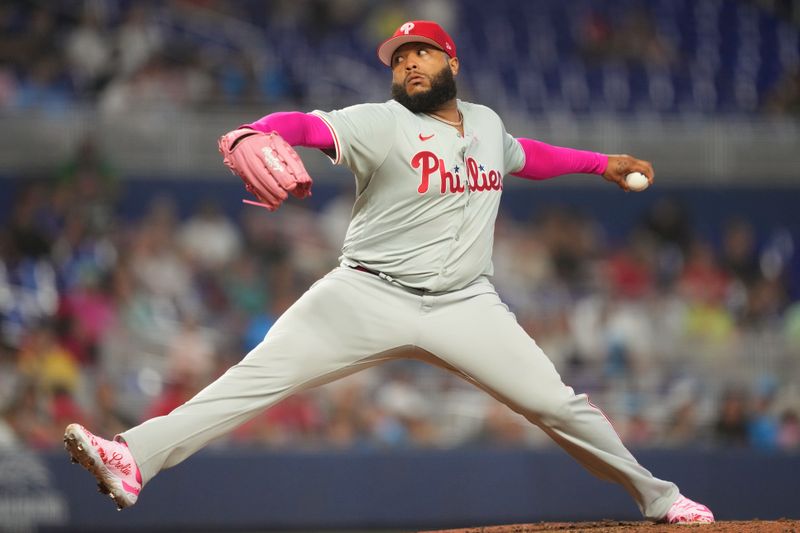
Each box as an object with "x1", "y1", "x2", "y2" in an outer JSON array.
[{"x1": 625, "y1": 172, "x2": 650, "y2": 192}]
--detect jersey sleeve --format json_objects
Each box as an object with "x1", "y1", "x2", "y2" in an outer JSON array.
[
  {"x1": 310, "y1": 103, "x2": 397, "y2": 176},
  {"x1": 501, "y1": 120, "x2": 526, "y2": 175}
]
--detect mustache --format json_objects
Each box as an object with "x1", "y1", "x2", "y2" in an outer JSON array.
[{"x1": 405, "y1": 72, "x2": 428, "y2": 84}]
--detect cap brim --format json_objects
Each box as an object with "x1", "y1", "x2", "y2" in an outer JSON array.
[{"x1": 377, "y1": 35, "x2": 445, "y2": 67}]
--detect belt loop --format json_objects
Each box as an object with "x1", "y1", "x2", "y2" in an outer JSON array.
[{"x1": 349, "y1": 264, "x2": 428, "y2": 296}]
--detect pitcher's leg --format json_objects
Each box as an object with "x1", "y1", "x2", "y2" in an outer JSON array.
[
  {"x1": 419, "y1": 287, "x2": 678, "y2": 520},
  {"x1": 121, "y1": 268, "x2": 418, "y2": 484}
]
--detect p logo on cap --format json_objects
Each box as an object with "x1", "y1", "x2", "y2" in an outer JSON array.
[{"x1": 377, "y1": 20, "x2": 457, "y2": 67}]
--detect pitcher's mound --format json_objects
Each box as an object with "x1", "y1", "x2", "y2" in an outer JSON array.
[{"x1": 420, "y1": 519, "x2": 800, "y2": 532}]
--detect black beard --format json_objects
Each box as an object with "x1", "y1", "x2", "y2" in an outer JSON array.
[{"x1": 391, "y1": 67, "x2": 457, "y2": 113}]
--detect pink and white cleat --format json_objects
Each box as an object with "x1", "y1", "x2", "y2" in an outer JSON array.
[
  {"x1": 662, "y1": 494, "x2": 715, "y2": 524},
  {"x1": 63, "y1": 423, "x2": 142, "y2": 510}
]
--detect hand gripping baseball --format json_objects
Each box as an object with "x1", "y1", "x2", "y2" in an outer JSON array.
[{"x1": 218, "y1": 128, "x2": 313, "y2": 211}]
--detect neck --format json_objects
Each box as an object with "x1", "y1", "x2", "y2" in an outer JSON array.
[{"x1": 428, "y1": 99, "x2": 459, "y2": 123}]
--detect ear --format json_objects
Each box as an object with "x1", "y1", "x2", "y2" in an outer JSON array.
[{"x1": 449, "y1": 56, "x2": 459, "y2": 76}]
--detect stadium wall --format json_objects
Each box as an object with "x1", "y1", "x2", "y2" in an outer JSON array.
[{"x1": 3, "y1": 448, "x2": 797, "y2": 531}]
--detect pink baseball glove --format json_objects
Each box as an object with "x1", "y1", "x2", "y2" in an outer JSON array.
[{"x1": 218, "y1": 128, "x2": 312, "y2": 211}]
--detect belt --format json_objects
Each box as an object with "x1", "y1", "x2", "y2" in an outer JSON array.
[{"x1": 348, "y1": 264, "x2": 430, "y2": 296}]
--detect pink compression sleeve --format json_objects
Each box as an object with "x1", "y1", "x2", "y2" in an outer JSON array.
[
  {"x1": 244, "y1": 112, "x2": 334, "y2": 149},
  {"x1": 512, "y1": 138, "x2": 608, "y2": 180}
]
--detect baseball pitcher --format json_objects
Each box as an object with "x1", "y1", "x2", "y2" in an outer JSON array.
[{"x1": 64, "y1": 21, "x2": 713, "y2": 524}]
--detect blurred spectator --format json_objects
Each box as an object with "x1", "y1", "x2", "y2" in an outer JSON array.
[
  {"x1": 65, "y1": 7, "x2": 113, "y2": 96},
  {"x1": 679, "y1": 239, "x2": 731, "y2": 298},
  {"x1": 741, "y1": 278, "x2": 787, "y2": 328},
  {"x1": 374, "y1": 368, "x2": 436, "y2": 447},
  {"x1": 470, "y1": 402, "x2": 529, "y2": 448},
  {"x1": 15, "y1": 7, "x2": 58, "y2": 66},
  {"x1": 621, "y1": 412, "x2": 655, "y2": 448},
  {"x1": 320, "y1": 376, "x2": 375, "y2": 449},
  {"x1": 785, "y1": 301, "x2": 800, "y2": 353},
  {"x1": 640, "y1": 196, "x2": 692, "y2": 254},
  {"x1": 2, "y1": 381, "x2": 54, "y2": 449},
  {"x1": 233, "y1": 393, "x2": 323, "y2": 449},
  {"x1": 58, "y1": 270, "x2": 116, "y2": 365},
  {"x1": 144, "y1": 373, "x2": 202, "y2": 421},
  {"x1": 578, "y1": 9, "x2": 614, "y2": 65},
  {"x1": 165, "y1": 315, "x2": 217, "y2": 386},
  {"x1": 679, "y1": 239, "x2": 736, "y2": 350},
  {"x1": 764, "y1": 67, "x2": 800, "y2": 114},
  {"x1": 605, "y1": 231, "x2": 657, "y2": 300},
  {"x1": 93, "y1": 378, "x2": 135, "y2": 438},
  {"x1": 15, "y1": 56, "x2": 71, "y2": 114},
  {"x1": 714, "y1": 389, "x2": 750, "y2": 447},
  {"x1": 748, "y1": 385, "x2": 780, "y2": 451},
  {"x1": 721, "y1": 218, "x2": 761, "y2": 287},
  {"x1": 0, "y1": 204, "x2": 58, "y2": 348},
  {"x1": 610, "y1": 7, "x2": 676, "y2": 68},
  {"x1": 116, "y1": 4, "x2": 164, "y2": 77},
  {"x1": 663, "y1": 402, "x2": 702, "y2": 447},
  {"x1": 129, "y1": 197, "x2": 194, "y2": 306},
  {"x1": 538, "y1": 208, "x2": 597, "y2": 289},
  {"x1": 16, "y1": 322, "x2": 80, "y2": 395},
  {"x1": 178, "y1": 199, "x2": 242, "y2": 271},
  {"x1": 56, "y1": 134, "x2": 119, "y2": 229},
  {"x1": 777, "y1": 409, "x2": 800, "y2": 450}
]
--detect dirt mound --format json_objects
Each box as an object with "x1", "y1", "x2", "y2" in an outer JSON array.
[{"x1": 421, "y1": 519, "x2": 800, "y2": 532}]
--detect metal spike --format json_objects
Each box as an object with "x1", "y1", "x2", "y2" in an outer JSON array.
[
  {"x1": 71, "y1": 457, "x2": 78, "y2": 464},
  {"x1": 76, "y1": 444, "x2": 83, "y2": 452}
]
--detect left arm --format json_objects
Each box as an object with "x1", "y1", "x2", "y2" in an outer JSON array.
[{"x1": 511, "y1": 138, "x2": 654, "y2": 191}]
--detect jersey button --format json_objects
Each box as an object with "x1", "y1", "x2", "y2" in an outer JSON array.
[{"x1": 454, "y1": 234, "x2": 460, "y2": 241}]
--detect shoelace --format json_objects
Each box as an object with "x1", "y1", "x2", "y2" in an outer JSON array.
[{"x1": 85, "y1": 429, "x2": 135, "y2": 478}]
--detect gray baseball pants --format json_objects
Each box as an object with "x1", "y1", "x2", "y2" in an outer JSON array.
[{"x1": 120, "y1": 266, "x2": 678, "y2": 519}]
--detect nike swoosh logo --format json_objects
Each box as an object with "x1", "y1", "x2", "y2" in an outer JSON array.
[{"x1": 419, "y1": 133, "x2": 435, "y2": 141}]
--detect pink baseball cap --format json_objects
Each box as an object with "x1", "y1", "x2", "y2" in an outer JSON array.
[{"x1": 377, "y1": 20, "x2": 457, "y2": 67}]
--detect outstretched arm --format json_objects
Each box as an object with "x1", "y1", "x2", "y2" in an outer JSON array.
[
  {"x1": 244, "y1": 112, "x2": 334, "y2": 150},
  {"x1": 512, "y1": 138, "x2": 654, "y2": 191}
]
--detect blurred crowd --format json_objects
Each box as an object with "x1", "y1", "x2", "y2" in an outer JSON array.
[
  {"x1": 0, "y1": 0, "x2": 445, "y2": 114},
  {"x1": 1, "y1": 141, "x2": 799, "y2": 454},
  {"x1": 1, "y1": 0, "x2": 799, "y2": 115},
  {"x1": 0, "y1": 0, "x2": 799, "y2": 455}
]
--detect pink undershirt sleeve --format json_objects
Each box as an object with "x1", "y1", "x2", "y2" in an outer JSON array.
[
  {"x1": 244, "y1": 112, "x2": 334, "y2": 149},
  {"x1": 512, "y1": 138, "x2": 608, "y2": 180}
]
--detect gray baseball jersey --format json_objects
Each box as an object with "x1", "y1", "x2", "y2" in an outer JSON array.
[
  {"x1": 118, "y1": 99, "x2": 680, "y2": 521},
  {"x1": 311, "y1": 99, "x2": 524, "y2": 292}
]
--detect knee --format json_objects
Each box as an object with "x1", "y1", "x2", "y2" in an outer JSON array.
[{"x1": 511, "y1": 388, "x2": 577, "y2": 428}]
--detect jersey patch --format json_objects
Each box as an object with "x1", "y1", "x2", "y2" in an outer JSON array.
[{"x1": 411, "y1": 150, "x2": 503, "y2": 195}]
